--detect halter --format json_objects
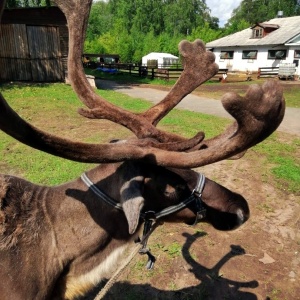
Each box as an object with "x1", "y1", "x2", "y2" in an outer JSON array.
[{"x1": 81, "y1": 172, "x2": 206, "y2": 269}]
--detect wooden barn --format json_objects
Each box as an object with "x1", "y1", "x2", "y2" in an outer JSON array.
[{"x1": 0, "y1": 6, "x2": 68, "y2": 82}]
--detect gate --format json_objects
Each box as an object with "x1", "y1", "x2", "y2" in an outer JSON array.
[{"x1": 0, "y1": 24, "x2": 63, "y2": 82}]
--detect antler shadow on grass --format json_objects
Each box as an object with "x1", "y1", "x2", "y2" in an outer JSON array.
[{"x1": 82, "y1": 232, "x2": 258, "y2": 300}]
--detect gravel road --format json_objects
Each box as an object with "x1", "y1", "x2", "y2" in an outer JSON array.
[{"x1": 96, "y1": 79, "x2": 300, "y2": 137}]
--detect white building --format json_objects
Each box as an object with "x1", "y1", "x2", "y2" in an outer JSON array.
[
  {"x1": 206, "y1": 16, "x2": 300, "y2": 75},
  {"x1": 142, "y1": 52, "x2": 179, "y2": 68}
]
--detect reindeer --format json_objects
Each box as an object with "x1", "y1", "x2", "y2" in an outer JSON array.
[{"x1": 0, "y1": 0, "x2": 285, "y2": 299}]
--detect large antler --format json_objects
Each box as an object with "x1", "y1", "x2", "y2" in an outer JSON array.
[
  {"x1": 0, "y1": 0, "x2": 285, "y2": 168},
  {"x1": 54, "y1": 0, "x2": 217, "y2": 145}
]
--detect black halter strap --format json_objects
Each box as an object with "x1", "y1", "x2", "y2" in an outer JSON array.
[{"x1": 81, "y1": 172, "x2": 206, "y2": 269}]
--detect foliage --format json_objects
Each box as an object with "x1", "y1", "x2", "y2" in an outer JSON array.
[
  {"x1": 226, "y1": 0, "x2": 300, "y2": 27},
  {"x1": 5, "y1": 0, "x2": 300, "y2": 63},
  {"x1": 222, "y1": 19, "x2": 251, "y2": 36},
  {"x1": 85, "y1": 0, "x2": 220, "y2": 63},
  {"x1": 85, "y1": 0, "x2": 300, "y2": 63},
  {"x1": 106, "y1": 0, "x2": 216, "y2": 36},
  {"x1": 84, "y1": 1, "x2": 112, "y2": 41},
  {"x1": 5, "y1": 0, "x2": 51, "y2": 8},
  {"x1": 189, "y1": 22, "x2": 223, "y2": 43}
]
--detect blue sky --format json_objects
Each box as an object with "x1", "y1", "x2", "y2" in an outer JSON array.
[{"x1": 206, "y1": 0, "x2": 242, "y2": 27}]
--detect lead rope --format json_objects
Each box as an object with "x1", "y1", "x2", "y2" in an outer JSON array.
[
  {"x1": 94, "y1": 243, "x2": 141, "y2": 300},
  {"x1": 94, "y1": 222, "x2": 158, "y2": 300}
]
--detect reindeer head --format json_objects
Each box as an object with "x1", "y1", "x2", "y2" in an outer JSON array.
[
  {"x1": 119, "y1": 163, "x2": 250, "y2": 234},
  {"x1": 78, "y1": 161, "x2": 250, "y2": 236}
]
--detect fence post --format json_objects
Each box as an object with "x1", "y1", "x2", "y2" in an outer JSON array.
[{"x1": 151, "y1": 68, "x2": 154, "y2": 79}]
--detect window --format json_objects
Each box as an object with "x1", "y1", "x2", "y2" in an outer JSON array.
[
  {"x1": 294, "y1": 50, "x2": 300, "y2": 58},
  {"x1": 268, "y1": 50, "x2": 287, "y2": 59},
  {"x1": 220, "y1": 51, "x2": 234, "y2": 59},
  {"x1": 253, "y1": 28, "x2": 263, "y2": 38},
  {"x1": 242, "y1": 50, "x2": 258, "y2": 59}
]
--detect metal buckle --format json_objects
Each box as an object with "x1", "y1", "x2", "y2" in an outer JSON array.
[
  {"x1": 192, "y1": 189, "x2": 201, "y2": 198},
  {"x1": 193, "y1": 196, "x2": 206, "y2": 225},
  {"x1": 143, "y1": 210, "x2": 156, "y2": 221}
]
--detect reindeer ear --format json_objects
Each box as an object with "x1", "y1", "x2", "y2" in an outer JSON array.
[{"x1": 120, "y1": 175, "x2": 145, "y2": 234}]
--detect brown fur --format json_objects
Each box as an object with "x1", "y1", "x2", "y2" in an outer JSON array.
[
  {"x1": 0, "y1": 176, "x2": 44, "y2": 250},
  {"x1": 0, "y1": 177, "x2": 9, "y2": 237}
]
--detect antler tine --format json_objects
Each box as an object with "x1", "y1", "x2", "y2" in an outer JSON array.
[
  {"x1": 0, "y1": 80, "x2": 284, "y2": 167},
  {"x1": 0, "y1": 92, "x2": 204, "y2": 163},
  {"x1": 142, "y1": 39, "x2": 219, "y2": 125},
  {"x1": 53, "y1": 0, "x2": 208, "y2": 149},
  {"x1": 190, "y1": 80, "x2": 285, "y2": 154},
  {"x1": 0, "y1": 0, "x2": 285, "y2": 167},
  {"x1": 51, "y1": 0, "x2": 191, "y2": 143}
]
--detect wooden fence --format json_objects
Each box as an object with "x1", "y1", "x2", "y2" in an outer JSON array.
[
  {"x1": 90, "y1": 63, "x2": 230, "y2": 82},
  {"x1": 89, "y1": 63, "x2": 184, "y2": 80}
]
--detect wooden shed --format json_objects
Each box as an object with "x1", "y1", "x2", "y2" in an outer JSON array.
[{"x1": 0, "y1": 6, "x2": 68, "y2": 82}]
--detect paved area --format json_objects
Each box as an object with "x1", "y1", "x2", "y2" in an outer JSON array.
[{"x1": 96, "y1": 80, "x2": 300, "y2": 137}]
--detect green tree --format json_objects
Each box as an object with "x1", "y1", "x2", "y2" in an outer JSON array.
[
  {"x1": 85, "y1": 0, "x2": 221, "y2": 63},
  {"x1": 85, "y1": 1, "x2": 112, "y2": 41},
  {"x1": 190, "y1": 22, "x2": 222, "y2": 43},
  {"x1": 5, "y1": 0, "x2": 51, "y2": 7},
  {"x1": 223, "y1": 19, "x2": 251, "y2": 36},
  {"x1": 163, "y1": 0, "x2": 212, "y2": 36},
  {"x1": 227, "y1": 0, "x2": 300, "y2": 27}
]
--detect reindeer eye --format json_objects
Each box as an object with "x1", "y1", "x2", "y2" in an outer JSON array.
[
  {"x1": 164, "y1": 184, "x2": 185, "y2": 198},
  {"x1": 176, "y1": 184, "x2": 186, "y2": 192}
]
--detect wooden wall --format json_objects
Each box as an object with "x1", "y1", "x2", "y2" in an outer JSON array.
[{"x1": 0, "y1": 7, "x2": 68, "y2": 82}]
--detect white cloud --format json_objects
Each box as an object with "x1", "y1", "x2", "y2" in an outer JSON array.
[{"x1": 206, "y1": 0, "x2": 242, "y2": 27}]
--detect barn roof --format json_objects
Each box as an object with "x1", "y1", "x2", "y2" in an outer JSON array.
[
  {"x1": 206, "y1": 16, "x2": 300, "y2": 48},
  {"x1": 2, "y1": 6, "x2": 66, "y2": 26}
]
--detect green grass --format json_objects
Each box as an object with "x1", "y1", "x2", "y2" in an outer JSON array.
[
  {"x1": 164, "y1": 242, "x2": 182, "y2": 258},
  {"x1": 279, "y1": 84, "x2": 300, "y2": 108},
  {"x1": 98, "y1": 88, "x2": 230, "y2": 139},
  {"x1": 0, "y1": 83, "x2": 95, "y2": 185},
  {"x1": 254, "y1": 136, "x2": 300, "y2": 193},
  {"x1": 0, "y1": 82, "x2": 299, "y2": 194}
]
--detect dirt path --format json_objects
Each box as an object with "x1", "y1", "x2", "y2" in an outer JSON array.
[{"x1": 96, "y1": 80, "x2": 300, "y2": 137}]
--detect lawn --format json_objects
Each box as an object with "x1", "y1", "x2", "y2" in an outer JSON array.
[{"x1": 0, "y1": 82, "x2": 299, "y2": 194}]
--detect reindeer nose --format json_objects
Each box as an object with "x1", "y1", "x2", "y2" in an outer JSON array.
[{"x1": 236, "y1": 208, "x2": 249, "y2": 226}]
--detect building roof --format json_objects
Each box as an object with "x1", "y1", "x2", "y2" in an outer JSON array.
[
  {"x1": 206, "y1": 16, "x2": 300, "y2": 48},
  {"x1": 142, "y1": 52, "x2": 179, "y2": 59},
  {"x1": 2, "y1": 7, "x2": 66, "y2": 26},
  {"x1": 251, "y1": 23, "x2": 279, "y2": 29}
]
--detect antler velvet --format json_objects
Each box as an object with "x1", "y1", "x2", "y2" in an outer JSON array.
[{"x1": 0, "y1": 0, "x2": 285, "y2": 168}]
